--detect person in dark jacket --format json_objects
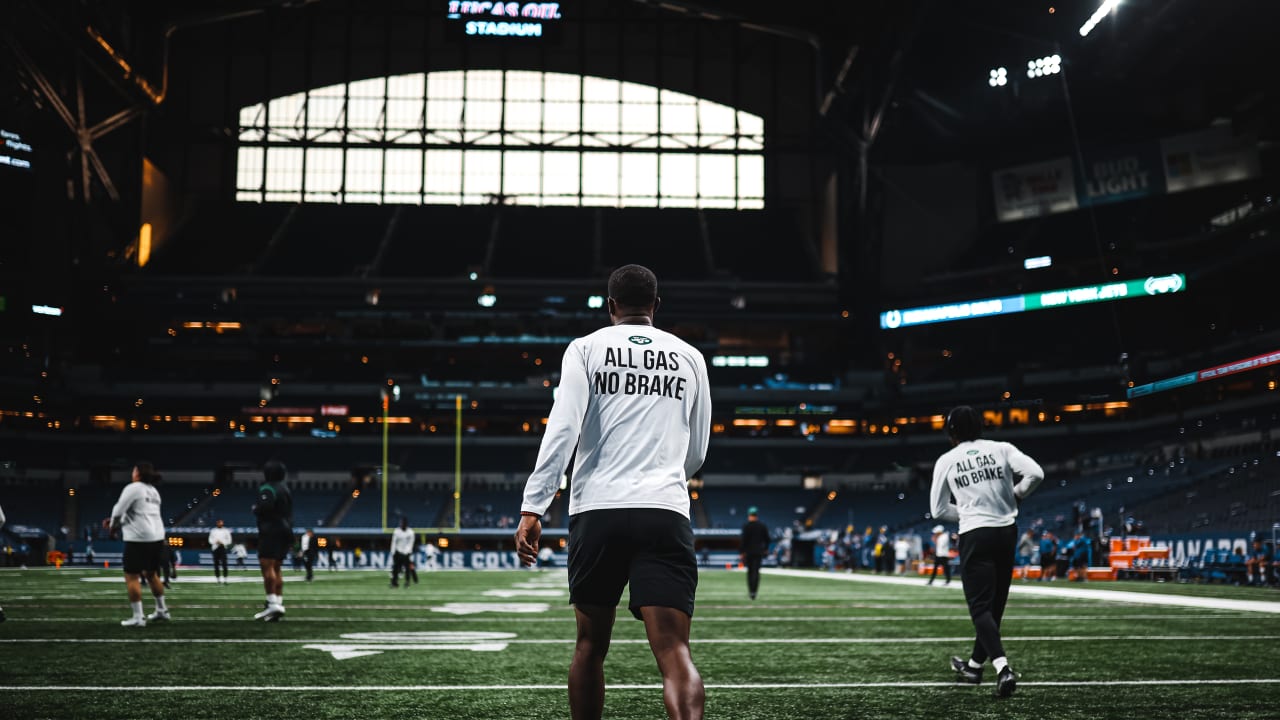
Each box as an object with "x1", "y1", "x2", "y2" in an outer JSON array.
[
  {"x1": 740, "y1": 507, "x2": 770, "y2": 600},
  {"x1": 252, "y1": 461, "x2": 293, "y2": 621}
]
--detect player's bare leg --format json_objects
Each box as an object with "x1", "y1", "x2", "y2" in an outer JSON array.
[
  {"x1": 568, "y1": 604, "x2": 615, "y2": 720},
  {"x1": 640, "y1": 605, "x2": 704, "y2": 720}
]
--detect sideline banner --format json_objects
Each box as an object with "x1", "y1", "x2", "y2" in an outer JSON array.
[{"x1": 993, "y1": 157, "x2": 1079, "y2": 222}]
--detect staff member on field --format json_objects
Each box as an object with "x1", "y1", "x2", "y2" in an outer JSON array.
[
  {"x1": 390, "y1": 518, "x2": 417, "y2": 588},
  {"x1": 208, "y1": 519, "x2": 232, "y2": 584},
  {"x1": 740, "y1": 507, "x2": 769, "y2": 600},
  {"x1": 110, "y1": 462, "x2": 170, "y2": 627},
  {"x1": 515, "y1": 264, "x2": 712, "y2": 720},
  {"x1": 930, "y1": 406, "x2": 1044, "y2": 698}
]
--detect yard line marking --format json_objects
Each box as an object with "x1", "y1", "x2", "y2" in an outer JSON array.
[
  {"x1": 16, "y1": 613, "x2": 1258, "y2": 623},
  {"x1": 4, "y1": 634, "x2": 1278, "y2": 646},
  {"x1": 764, "y1": 568, "x2": 1280, "y2": 614},
  {"x1": 3, "y1": 679, "x2": 1279, "y2": 692}
]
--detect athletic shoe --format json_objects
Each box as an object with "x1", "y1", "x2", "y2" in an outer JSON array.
[
  {"x1": 951, "y1": 656, "x2": 982, "y2": 684},
  {"x1": 146, "y1": 609, "x2": 171, "y2": 622},
  {"x1": 749, "y1": 592, "x2": 757, "y2": 600},
  {"x1": 995, "y1": 666, "x2": 1017, "y2": 697},
  {"x1": 0, "y1": 607, "x2": 6, "y2": 622},
  {"x1": 254, "y1": 604, "x2": 286, "y2": 622},
  {"x1": 120, "y1": 616, "x2": 146, "y2": 627}
]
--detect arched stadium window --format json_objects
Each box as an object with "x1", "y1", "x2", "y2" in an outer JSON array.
[{"x1": 236, "y1": 70, "x2": 764, "y2": 209}]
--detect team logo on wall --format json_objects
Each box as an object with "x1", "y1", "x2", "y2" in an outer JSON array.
[
  {"x1": 1143, "y1": 274, "x2": 1184, "y2": 295},
  {"x1": 304, "y1": 631, "x2": 517, "y2": 660},
  {"x1": 628, "y1": 335, "x2": 653, "y2": 345}
]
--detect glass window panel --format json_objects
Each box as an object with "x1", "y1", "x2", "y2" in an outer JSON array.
[
  {"x1": 543, "y1": 101, "x2": 580, "y2": 134},
  {"x1": 621, "y1": 102, "x2": 657, "y2": 134},
  {"x1": 505, "y1": 70, "x2": 544, "y2": 101},
  {"x1": 345, "y1": 148, "x2": 383, "y2": 195},
  {"x1": 236, "y1": 147, "x2": 264, "y2": 191},
  {"x1": 620, "y1": 153, "x2": 658, "y2": 201},
  {"x1": 543, "y1": 73, "x2": 581, "y2": 104},
  {"x1": 698, "y1": 101, "x2": 736, "y2": 136},
  {"x1": 267, "y1": 92, "x2": 306, "y2": 132},
  {"x1": 239, "y1": 103, "x2": 265, "y2": 128},
  {"x1": 464, "y1": 70, "x2": 504, "y2": 100},
  {"x1": 428, "y1": 70, "x2": 465, "y2": 99},
  {"x1": 581, "y1": 152, "x2": 619, "y2": 200},
  {"x1": 347, "y1": 77, "x2": 385, "y2": 99},
  {"x1": 698, "y1": 154, "x2": 735, "y2": 200},
  {"x1": 621, "y1": 82, "x2": 658, "y2": 105},
  {"x1": 660, "y1": 101, "x2": 697, "y2": 138},
  {"x1": 582, "y1": 103, "x2": 619, "y2": 139},
  {"x1": 424, "y1": 149, "x2": 463, "y2": 203},
  {"x1": 384, "y1": 149, "x2": 423, "y2": 199},
  {"x1": 265, "y1": 147, "x2": 303, "y2": 191},
  {"x1": 501, "y1": 151, "x2": 541, "y2": 201},
  {"x1": 659, "y1": 154, "x2": 696, "y2": 200},
  {"x1": 303, "y1": 148, "x2": 343, "y2": 201},
  {"x1": 387, "y1": 73, "x2": 425, "y2": 98},
  {"x1": 427, "y1": 98, "x2": 465, "y2": 136},
  {"x1": 464, "y1": 100, "x2": 503, "y2": 133},
  {"x1": 737, "y1": 155, "x2": 764, "y2": 200},
  {"x1": 387, "y1": 98, "x2": 424, "y2": 130},
  {"x1": 462, "y1": 150, "x2": 501, "y2": 201},
  {"x1": 505, "y1": 100, "x2": 543, "y2": 132},
  {"x1": 347, "y1": 96, "x2": 385, "y2": 134},
  {"x1": 582, "y1": 77, "x2": 619, "y2": 104},
  {"x1": 542, "y1": 151, "x2": 580, "y2": 201}
]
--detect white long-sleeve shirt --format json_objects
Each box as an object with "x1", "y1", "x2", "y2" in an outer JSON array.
[
  {"x1": 208, "y1": 527, "x2": 232, "y2": 550},
  {"x1": 300, "y1": 533, "x2": 311, "y2": 553},
  {"x1": 934, "y1": 531, "x2": 951, "y2": 557},
  {"x1": 110, "y1": 482, "x2": 166, "y2": 543},
  {"x1": 930, "y1": 439, "x2": 1045, "y2": 535},
  {"x1": 521, "y1": 324, "x2": 711, "y2": 519},
  {"x1": 390, "y1": 527, "x2": 416, "y2": 555}
]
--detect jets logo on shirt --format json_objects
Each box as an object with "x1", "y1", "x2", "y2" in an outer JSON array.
[
  {"x1": 628, "y1": 335, "x2": 652, "y2": 345},
  {"x1": 966, "y1": 449, "x2": 980, "y2": 456}
]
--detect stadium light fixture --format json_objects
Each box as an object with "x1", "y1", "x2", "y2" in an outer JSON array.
[
  {"x1": 477, "y1": 294, "x2": 497, "y2": 308},
  {"x1": 1024, "y1": 256, "x2": 1053, "y2": 270},
  {"x1": 987, "y1": 67, "x2": 1008, "y2": 88},
  {"x1": 586, "y1": 295, "x2": 604, "y2": 309},
  {"x1": 1026, "y1": 55, "x2": 1062, "y2": 79},
  {"x1": 32, "y1": 304, "x2": 63, "y2": 317},
  {"x1": 1079, "y1": 0, "x2": 1122, "y2": 37}
]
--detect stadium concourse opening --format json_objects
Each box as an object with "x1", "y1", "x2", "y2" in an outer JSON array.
[{"x1": 2, "y1": 0, "x2": 1280, "y2": 717}]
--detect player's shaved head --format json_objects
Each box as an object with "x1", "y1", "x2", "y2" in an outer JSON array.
[{"x1": 608, "y1": 264, "x2": 658, "y2": 309}]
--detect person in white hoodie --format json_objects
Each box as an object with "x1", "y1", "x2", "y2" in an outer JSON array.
[
  {"x1": 931, "y1": 406, "x2": 1044, "y2": 698},
  {"x1": 110, "y1": 463, "x2": 170, "y2": 627}
]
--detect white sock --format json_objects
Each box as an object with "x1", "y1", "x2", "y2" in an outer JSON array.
[
  {"x1": 267, "y1": 593, "x2": 282, "y2": 606},
  {"x1": 130, "y1": 601, "x2": 144, "y2": 619},
  {"x1": 153, "y1": 594, "x2": 167, "y2": 612},
  {"x1": 993, "y1": 657, "x2": 1009, "y2": 673},
  {"x1": 967, "y1": 659, "x2": 983, "y2": 670}
]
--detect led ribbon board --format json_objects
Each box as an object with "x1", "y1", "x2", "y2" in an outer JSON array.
[
  {"x1": 1128, "y1": 349, "x2": 1280, "y2": 399},
  {"x1": 879, "y1": 274, "x2": 1186, "y2": 330}
]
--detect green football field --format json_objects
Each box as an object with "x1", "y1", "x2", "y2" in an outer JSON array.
[{"x1": 2, "y1": 566, "x2": 1278, "y2": 719}]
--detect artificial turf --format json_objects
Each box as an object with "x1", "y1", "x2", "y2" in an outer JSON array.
[{"x1": 1, "y1": 566, "x2": 1277, "y2": 719}]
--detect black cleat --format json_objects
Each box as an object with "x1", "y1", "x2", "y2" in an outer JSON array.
[
  {"x1": 951, "y1": 656, "x2": 982, "y2": 684},
  {"x1": 995, "y1": 666, "x2": 1017, "y2": 697}
]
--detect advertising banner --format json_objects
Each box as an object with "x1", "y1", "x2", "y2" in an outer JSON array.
[
  {"x1": 1076, "y1": 142, "x2": 1166, "y2": 207},
  {"x1": 992, "y1": 157, "x2": 1079, "y2": 222},
  {"x1": 1162, "y1": 129, "x2": 1262, "y2": 194}
]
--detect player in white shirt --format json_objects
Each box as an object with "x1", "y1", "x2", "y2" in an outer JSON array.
[
  {"x1": 389, "y1": 518, "x2": 417, "y2": 588},
  {"x1": 208, "y1": 520, "x2": 232, "y2": 584},
  {"x1": 931, "y1": 406, "x2": 1044, "y2": 698},
  {"x1": 927, "y1": 524, "x2": 952, "y2": 586},
  {"x1": 515, "y1": 265, "x2": 711, "y2": 720},
  {"x1": 110, "y1": 463, "x2": 170, "y2": 627}
]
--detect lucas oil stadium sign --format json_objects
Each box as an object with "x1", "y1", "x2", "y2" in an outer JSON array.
[{"x1": 447, "y1": 1, "x2": 563, "y2": 38}]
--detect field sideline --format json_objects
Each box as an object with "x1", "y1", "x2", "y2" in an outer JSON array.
[{"x1": 2, "y1": 566, "x2": 1278, "y2": 719}]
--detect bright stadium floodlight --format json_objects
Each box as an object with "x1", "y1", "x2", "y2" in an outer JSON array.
[
  {"x1": 1024, "y1": 256, "x2": 1053, "y2": 270},
  {"x1": 1026, "y1": 55, "x2": 1062, "y2": 79},
  {"x1": 586, "y1": 295, "x2": 604, "y2": 309},
  {"x1": 1080, "y1": 0, "x2": 1122, "y2": 37},
  {"x1": 987, "y1": 67, "x2": 1008, "y2": 88},
  {"x1": 477, "y1": 294, "x2": 497, "y2": 308}
]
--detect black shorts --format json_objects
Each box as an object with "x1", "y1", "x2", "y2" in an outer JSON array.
[
  {"x1": 257, "y1": 528, "x2": 294, "y2": 561},
  {"x1": 568, "y1": 508, "x2": 697, "y2": 620},
  {"x1": 122, "y1": 540, "x2": 165, "y2": 575}
]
